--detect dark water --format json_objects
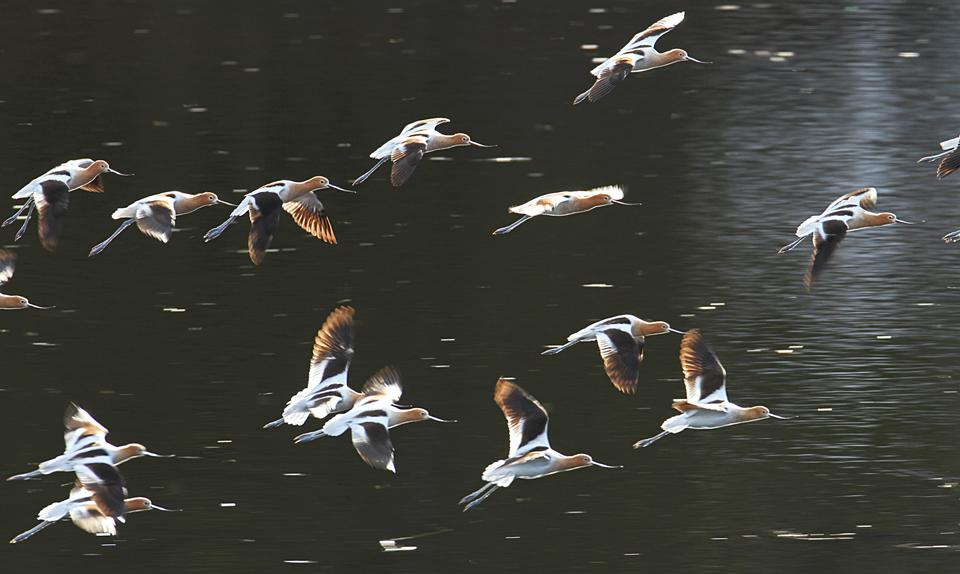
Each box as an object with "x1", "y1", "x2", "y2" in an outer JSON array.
[{"x1": 1, "y1": 0, "x2": 958, "y2": 572}]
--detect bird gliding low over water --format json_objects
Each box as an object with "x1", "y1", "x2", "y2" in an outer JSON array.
[
  {"x1": 203, "y1": 176, "x2": 353, "y2": 265},
  {"x1": 542, "y1": 314, "x2": 683, "y2": 394},
  {"x1": 263, "y1": 305, "x2": 360, "y2": 429},
  {"x1": 777, "y1": 187, "x2": 914, "y2": 291},
  {"x1": 9, "y1": 483, "x2": 176, "y2": 544},
  {"x1": 633, "y1": 330, "x2": 791, "y2": 448},
  {"x1": 352, "y1": 118, "x2": 495, "y2": 187},
  {"x1": 0, "y1": 249, "x2": 53, "y2": 310},
  {"x1": 492, "y1": 185, "x2": 638, "y2": 235},
  {"x1": 573, "y1": 11, "x2": 710, "y2": 105},
  {"x1": 89, "y1": 191, "x2": 234, "y2": 256},
  {"x1": 7, "y1": 403, "x2": 171, "y2": 482},
  {"x1": 3, "y1": 158, "x2": 132, "y2": 251},
  {"x1": 459, "y1": 378, "x2": 619, "y2": 511},
  {"x1": 291, "y1": 367, "x2": 455, "y2": 472}
]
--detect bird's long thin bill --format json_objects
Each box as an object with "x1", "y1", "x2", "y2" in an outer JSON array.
[
  {"x1": 894, "y1": 218, "x2": 916, "y2": 224},
  {"x1": 612, "y1": 200, "x2": 642, "y2": 206},
  {"x1": 667, "y1": 328, "x2": 686, "y2": 334},
  {"x1": 428, "y1": 416, "x2": 458, "y2": 423},
  {"x1": 686, "y1": 56, "x2": 712, "y2": 64},
  {"x1": 768, "y1": 413, "x2": 794, "y2": 420},
  {"x1": 143, "y1": 451, "x2": 175, "y2": 458},
  {"x1": 151, "y1": 505, "x2": 180, "y2": 512},
  {"x1": 108, "y1": 169, "x2": 134, "y2": 176},
  {"x1": 328, "y1": 184, "x2": 357, "y2": 194},
  {"x1": 26, "y1": 303, "x2": 54, "y2": 310},
  {"x1": 216, "y1": 200, "x2": 237, "y2": 207},
  {"x1": 591, "y1": 461, "x2": 622, "y2": 469},
  {"x1": 470, "y1": 141, "x2": 497, "y2": 148}
]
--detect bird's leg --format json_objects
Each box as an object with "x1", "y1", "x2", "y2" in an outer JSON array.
[
  {"x1": 204, "y1": 216, "x2": 238, "y2": 242},
  {"x1": 492, "y1": 215, "x2": 532, "y2": 235},
  {"x1": 2, "y1": 198, "x2": 33, "y2": 227},
  {"x1": 13, "y1": 200, "x2": 36, "y2": 242},
  {"x1": 88, "y1": 218, "x2": 136, "y2": 257},
  {"x1": 632, "y1": 430, "x2": 671, "y2": 449}
]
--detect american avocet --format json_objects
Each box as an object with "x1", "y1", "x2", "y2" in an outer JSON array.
[
  {"x1": 7, "y1": 403, "x2": 171, "y2": 482},
  {"x1": 88, "y1": 191, "x2": 234, "y2": 257},
  {"x1": 263, "y1": 306, "x2": 360, "y2": 429},
  {"x1": 203, "y1": 176, "x2": 353, "y2": 265},
  {"x1": 9, "y1": 482, "x2": 176, "y2": 544},
  {"x1": 459, "y1": 378, "x2": 619, "y2": 511},
  {"x1": 290, "y1": 367, "x2": 455, "y2": 470},
  {"x1": 352, "y1": 118, "x2": 495, "y2": 187},
  {"x1": 632, "y1": 329, "x2": 791, "y2": 448},
  {"x1": 492, "y1": 185, "x2": 638, "y2": 235},
  {"x1": 542, "y1": 314, "x2": 683, "y2": 394},
  {"x1": 2, "y1": 159, "x2": 132, "y2": 251},
  {"x1": 573, "y1": 11, "x2": 710, "y2": 105},
  {"x1": 917, "y1": 133, "x2": 960, "y2": 179},
  {"x1": 777, "y1": 187, "x2": 914, "y2": 291},
  {"x1": 0, "y1": 249, "x2": 53, "y2": 310}
]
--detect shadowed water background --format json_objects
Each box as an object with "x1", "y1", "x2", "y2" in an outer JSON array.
[{"x1": 0, "y1": 0, "x2": 957, "y2": 572}]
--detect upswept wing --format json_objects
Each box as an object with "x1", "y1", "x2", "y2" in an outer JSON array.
[
  {"x1": 494, "y1": 378, "x2": 550, "y2": 457},
  {"x1": 679, "y1": 329, "x2": 729, "y2": 408}
]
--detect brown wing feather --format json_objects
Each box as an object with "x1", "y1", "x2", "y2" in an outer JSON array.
[
  {"x1": 596, "y1": 329, "x2": 643, "y2": 394},
  {"x1": 282, "y1": 195, "x2": 337, "y2": 245},
  {"x1": 247, "y1": 209, "x2": 281, "y2": 266},
  {"x1": 804, "y1": 220, "x2": 847, "y2": 291},
  {"x1": 79, "y1": 175, "x2": 105, "y2": 193},
  {"x1": 36, "y1": 180, "x2": 70, "y2": 252},
  {"x1": 938, "y1": 149, "x2": 960, "y2": 179},
  {"x1": 588, "y1": 62, "x2": 633, "y2": 103},
  {"x1": 390, "y1": 141, "x2": 427, "y2": 187},
  {"x1": 135, "y1": 200, "x2": 176, "y2": 243},
  {"x1": 679, "y1": 329, "x2": 727, "y2": 403}
]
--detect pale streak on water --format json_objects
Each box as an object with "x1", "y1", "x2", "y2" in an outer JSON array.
[{"x1": 0, "y1": 0, "x2": 957, "y2": 572}]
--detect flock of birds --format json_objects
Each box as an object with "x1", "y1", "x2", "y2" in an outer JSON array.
[{"x1": 5, "y1": 9, "x2": 960, "y2": 543}]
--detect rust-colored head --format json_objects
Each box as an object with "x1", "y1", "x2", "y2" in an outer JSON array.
[
  {"x1": 0, "y1": 294, "x2": 29, "y2": 309},
  {"x1": 305, "y1": 176, "x2": 354, "y2": 194},
  {"x1": 123, "y1": 497, "x2": 176, "y2": 513},
  {"x1": 115, "y1": 443, "x2": 149, "y2": 463},
  {"x1": 635, "y1": 320, "x2": 672, "y2": 336},
  {"x1": 745, "y1": 405, "x2": 792, "y2": 422},
  {"x1": 90, "y1": 160, "x2": 111, "y2": 174},
  {"x1": 562, "y1": 454, "x2": 620, "y2": 471},
  {"x1": 197, "y1": 192, "x2": 220, "y2": 206},
  {"x1": 306, "y1": 176, "x2": 331, "y2": 190},
  {"x1": 392, "y1": 407, "x2": 457, "y2": 427},
  {"x1": 665, "y1": 48, "x2": 711, "y2": 65}
]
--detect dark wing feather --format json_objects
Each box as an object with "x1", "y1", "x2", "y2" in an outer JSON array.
[
  {"x1": 494, "y1": 378, "x2": 549, "y2": 456},
  {"x1": 351, "y1": 422, "x2": 395, "y2": 472},
  {"x1": 588, "y1": 62, "x2": 633, "y2": 103},
  {"x1": 390, "y1": 141, "x2": 426, "y2": 187},
  {"x1": 36, "y1": 179, "x2": 70, "y2": 251},
  {"x1": 76, "y1": 463, "x2": 126, "y2": 518},
  {"x1": 938, "y1": 149, "x2": 960, "y2": 179},
  {"x1": 79, "y1": 174, "x2": 105, "y2": 193},
  {"x1": 247, "y1": 192, "x2": 283, "y2": 265},
  {"x1": 596, "y1": 329, "x2": 642, "y2": 394},
  {"x1": 804, "y1": 219, "x2": 848, "y2": 291},
  {"x1": 135, "y1": 200, "x2": 176, "y2": 243},
  {"x1": 679, "y1": 329, "x2": 728, "y2": 405},
  {"x1": 309, "y1": 306, "x2": 355, "y2": 382}
]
